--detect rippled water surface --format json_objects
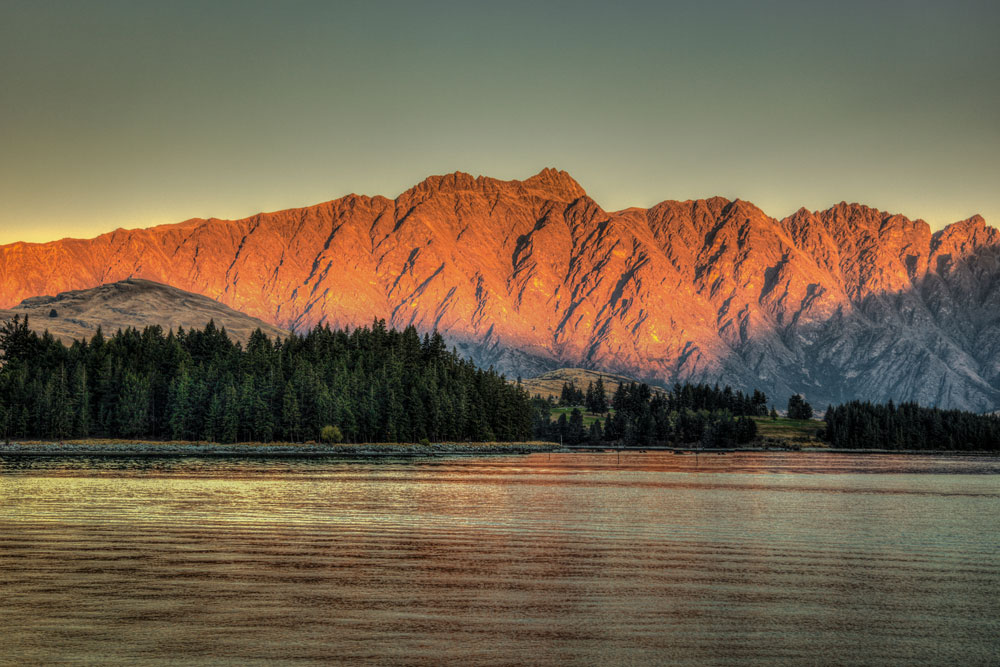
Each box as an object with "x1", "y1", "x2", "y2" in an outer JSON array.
[{"x1": 2, "y1": 452, "x2": 999, "y2": 665}]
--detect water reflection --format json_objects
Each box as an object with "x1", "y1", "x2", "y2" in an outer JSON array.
[{"x1": 1, "y1": 453, "x2": 998, "y2": 664}]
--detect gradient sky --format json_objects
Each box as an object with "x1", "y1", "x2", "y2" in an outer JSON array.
[{"x1": 1, "y1": 0, "x2": 997, "y2": 244}]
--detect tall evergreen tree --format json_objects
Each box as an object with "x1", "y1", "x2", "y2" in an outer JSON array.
[
  {"x1": 117, "y1": 371, "x2": 150, "y2": 438},
  {"x1": 219, "y1": 384, "x2": 239, "y2": 443},
  {"x1": 592, "y1": 377, "x2": 608, "y2": 413},
  {"x1": 203, "y1": 393, "x2": 222, "y2": 442},
  {"x1": 50, "y1": 365, "x2": 73, "y2": 439},
  {"x1": 567, "y1": 408, "x2": 586, "y2": 444},
  {"x1": 787, "y1": 394, "x2": 814, "y2": 420},
  {"x1": 281, "y1": 381, "x2": 301, "y2": 442},
  {"x1": 70, "y1": 364, "x2": 90, "y2": 438}
]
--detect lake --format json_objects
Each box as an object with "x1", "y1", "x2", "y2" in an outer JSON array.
[{"x1": 1, "y1": 452, "x2": 998, "y2": 665}]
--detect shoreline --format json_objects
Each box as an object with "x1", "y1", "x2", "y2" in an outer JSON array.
[
  {"x1": 0, "y1": 441, "x2": 562, "y2": 459},
  {"x1": 0, "y1": 441, "x2": 996, "y2": 458}
]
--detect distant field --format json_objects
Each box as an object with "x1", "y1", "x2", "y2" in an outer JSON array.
[
  {"x1": 752, "y1": 416, "x2": 825, "y2": 443},
  {"x1": 548, "y1": 405, "x2": 612, "y2": 426}
]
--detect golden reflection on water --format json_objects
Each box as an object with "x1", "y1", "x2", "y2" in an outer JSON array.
[{"x1": 1, "y1": 453, "x2": 999, "y2": 665}]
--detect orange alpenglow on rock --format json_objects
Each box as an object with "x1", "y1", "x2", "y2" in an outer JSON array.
[{"x1": 0, "y1": 168, "x2": 998, "y2": 411}]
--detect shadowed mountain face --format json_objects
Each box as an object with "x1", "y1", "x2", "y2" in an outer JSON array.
[
  {"x1": 1, "y1": 168, "x2": 998, "y2": 410},
  {"x1": 0, "y1": 279, "x2": 289, "y2": 345}
]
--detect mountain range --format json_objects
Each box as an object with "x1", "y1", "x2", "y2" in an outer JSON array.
[{"x1": 1, "y1": 168, "x2": 998, "y2": 411}]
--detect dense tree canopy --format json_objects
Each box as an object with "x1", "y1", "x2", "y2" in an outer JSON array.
[
  {"x1": 537, "y1": 381, "x2": 761, "y2": 447},
  {"x1": 585, "y1": 378, "x2": 608, "y2": 414},
  {"x1": 0, "y1": 316, "x2": 534, "y2": 443},
  {"x1": 8, "y1": 312, "x2": 995, "y2": 451},
  {"x1": 787, "y1": 394, "x2": 814, "y2": 420},
  {"x1": 559, "y1": 381, "x2": 585, "y2": 407},
  {"x1": 823, "y1": 400, "x2": 1000, "y2": 451},
  {"x1": 559, "y1": 379, "x2": 768, "y2": 417}
]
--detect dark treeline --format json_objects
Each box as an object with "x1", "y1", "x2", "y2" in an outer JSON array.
[
  {"x1": 823, "y1": 400, "x2": 1000, "y2": 451},
  {"x1": 536, "y1": 381, "x2": 764, "y2": 447},
  {"x1": 666, "y1": 382, "x2": 769, "y2": 417},
  {"x1": 559, "y1": 379, "x2": 769, "y2": 416},
  {"x1": 558, "y1": 378, "x2": 609, "y2": 413},
  {"x1": 558, "y1": 380, "x2": 587, "y2": 407},
  {"x1": 0, "y1": 316, "x2": 534, "y2": 443}
]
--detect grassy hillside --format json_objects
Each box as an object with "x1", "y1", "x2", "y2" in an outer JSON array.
[
  {"x1": 0, "y1": 278, "x2": 289, "y2": 344},
  {"x1": 752, "y1": 416, "x2": 825, "y2": 445},
  {"x1": 520, "y1": 368, "x2": 663, "y2": 400}
]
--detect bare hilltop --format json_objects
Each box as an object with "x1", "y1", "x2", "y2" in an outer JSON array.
[{"x1": 0, "y1": 279, "x2": 288, "y2": 344}]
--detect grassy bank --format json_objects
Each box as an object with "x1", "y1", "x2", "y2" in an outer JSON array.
[{"x1": 0, "y1": 439, "x2": 562, "y2": 458}]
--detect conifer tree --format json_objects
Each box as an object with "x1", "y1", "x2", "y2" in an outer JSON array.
[
  {"x1": 281, "y1": 381, "x2": 301, "y2": 442},
  {"x1": 167, "y1": 369, "x2": 192, "y2": 441},
  {"x1": 70, "y1": 364, "x2": 90, "y2": 438},
  {"x1": 0, "y1": 318, "x2": 541, "y2": 444},
  {"x1": 50, "y1": 365, "x2": 73, "y2": 439},
  {"x1": 203, "y1": 392, "x2": 222, "y2": 442},
  {"x1": 117, "y1": 371, "x2": 150, "y2": 438},
  {"x1": 219, "y1": 384, "x2": 239, "y2": 443},
  {"x1": 787, "y1": 394, "x2": 813, "y2": 420},
  {"x1": 588, "y1": 419, "x2": 603, "y2": 442},
  {"x1": 593, "y1": 377, "x2": 608, "y2": 413},
  {"x1": 568, "y1": 408, "x2": 586, "y2": 444},
  {"x1": 554, "y1": 413, "x2": 568, "y2": 444}
]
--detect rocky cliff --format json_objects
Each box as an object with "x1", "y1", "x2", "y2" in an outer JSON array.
[{"x1": 1, "y1": 168, "x2": 998, "y2": 410}]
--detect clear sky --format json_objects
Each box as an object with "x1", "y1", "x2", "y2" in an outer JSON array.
[{"x1": 1, "y1": 0, "x2": 997, "y2": 244}]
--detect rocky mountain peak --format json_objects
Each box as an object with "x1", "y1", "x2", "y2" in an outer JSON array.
[
  {"x1": 521, "y1": 167, "x2": 587, "y2": 202},
  {"x1": 400, "y1": 167, "x2": 586, "y2": 205},
  {"x1": 403, "y1": 171, "x2": 480, "y2": 198},
  {"x1": 931, "y1": 215, "x2": 999, "y2": 259}
]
